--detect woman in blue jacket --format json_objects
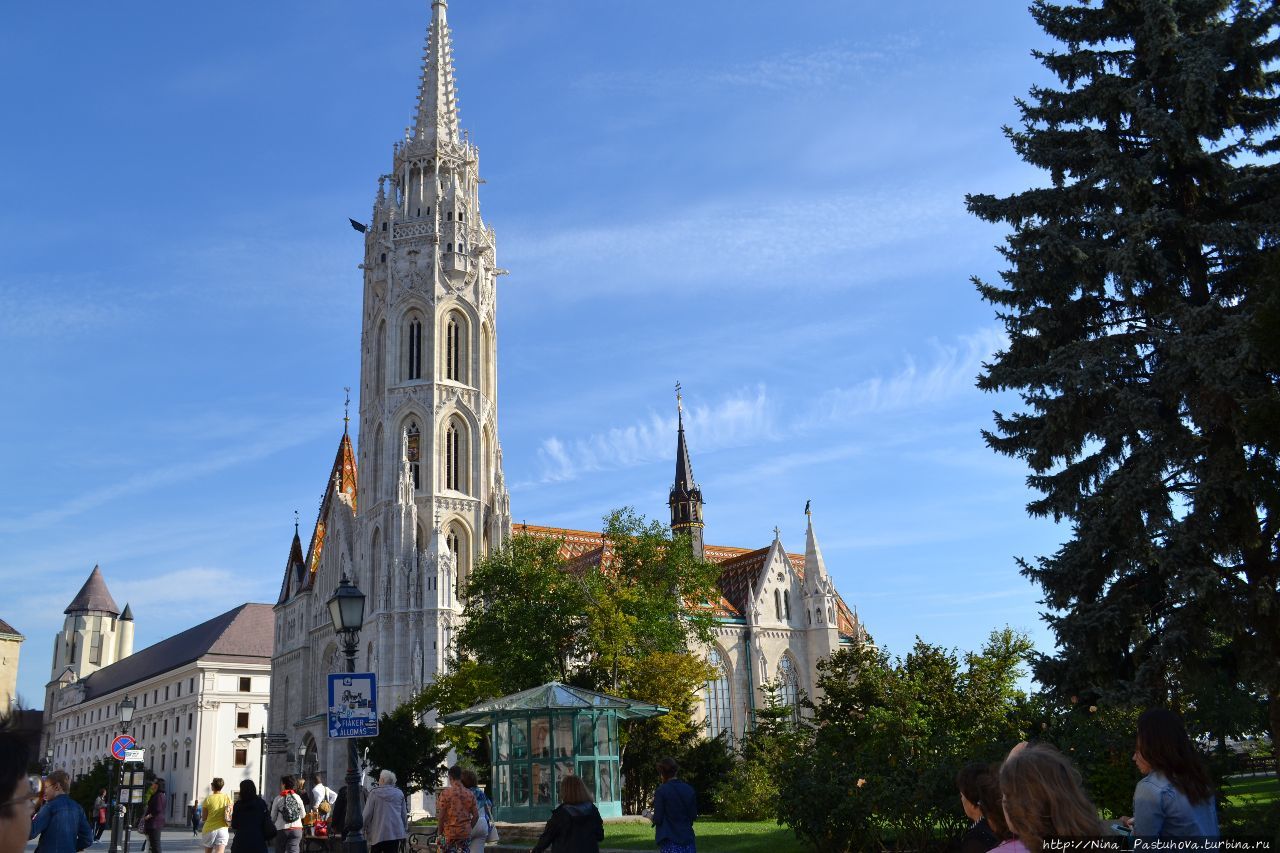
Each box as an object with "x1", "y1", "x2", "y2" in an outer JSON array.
[{"x1": 1122, "y1": 708, "x2": 1218, "y2": 839}]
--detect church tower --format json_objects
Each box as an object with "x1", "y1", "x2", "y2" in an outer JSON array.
[
  {"x1": 355, "y1": 0, "x2": 511, "y2": 708},
  {"x1": 44, "y1": 566, "x2": 133, "y2": 720},
  {"x1": 669, "y1": 390, "x2": 705, "y2": 560}
]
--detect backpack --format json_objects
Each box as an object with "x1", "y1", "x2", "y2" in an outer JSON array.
[{"x1": 279, "y1": 793, "x2": 303, "y2": 823}]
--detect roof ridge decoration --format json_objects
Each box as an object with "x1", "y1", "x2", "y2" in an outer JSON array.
[
  {"x1": 64, "y1": 565, "x2": 121, "y2": 616},
  {"x1": 412, "y1": 0, "x2": 461, "y2": 146}
]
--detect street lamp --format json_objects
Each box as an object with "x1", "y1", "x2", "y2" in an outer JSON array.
[
  {"x1": 109, "y1": 695, "x2": 136, "y2": 853},
  {"x1": 297, "y1": 742, "x2": 307, "y2": 778},
  {"x1": 327, "y1": 574, "x2": 367, "y2": 853},
  {"x1": 44, "y1": 747, "x2": 52, "y2": 774}
]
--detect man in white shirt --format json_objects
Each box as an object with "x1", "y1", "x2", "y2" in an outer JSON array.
[{"x1": 308, "y1": 774, "x2": 337, "y2": 813}]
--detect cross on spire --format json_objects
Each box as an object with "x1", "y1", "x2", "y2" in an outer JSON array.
[{"x1": 343, "y1": 386, "x2": 351, "y2": 435}]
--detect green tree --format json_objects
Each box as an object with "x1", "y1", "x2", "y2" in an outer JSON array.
[
  {"x1": 357, "y1": 704, "x2": 448, "y2": 795},
  {"x1": 69, "y1": 759, "x2": 114, "y2": 820},
  {"x1": 967, "y1": 0, "x2": 1280, "y2": 766},
  {"x1": 776, "y1": 630, "x2": 1032, "y2": 852}
]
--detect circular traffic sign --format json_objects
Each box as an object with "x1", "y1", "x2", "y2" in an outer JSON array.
[{"x1": 110, "y1": 735, "x2": 135, "y2": 761}]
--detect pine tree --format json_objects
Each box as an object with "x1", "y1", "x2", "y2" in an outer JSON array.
[{"x1": 966, "y1": 0, "x2": 1280, "y2": 765}]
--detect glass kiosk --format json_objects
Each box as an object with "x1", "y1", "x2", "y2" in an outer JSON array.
[{"x1": 440, "y1": 682, "x2": 667, "y2": 822}]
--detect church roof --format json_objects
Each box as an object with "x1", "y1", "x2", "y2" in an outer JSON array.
[
  {"x1": 275, "y1": 528, "x2": 307, "y2": 606},
  {"x1": 670, "y1": 406, "x2": 700, "y2": 503},
  {"x1": 303, "y1": 433, "x2": 358, "y2": 594},
  {"x1": 64, "y1": 566, "x2": 120, "y2": 616},
  {"x1": 77, "y1": 603, "x2": 274, "y2": 701},
  {"x1": 412, "y1": 0, "x2": 461, "y2": 146},
  {"x1": 516, "y1": 524, "x2": 860, "y2": 637},
  {"x1": 0, "y1": 618, "x2": 22, "y2": 639}
]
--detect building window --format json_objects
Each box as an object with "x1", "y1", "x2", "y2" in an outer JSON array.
[
  {"x1": 188, "y1": 713, "x2": 193, "y2": 730},
  {"x1": 406, "y1": 422, "x2": 421, "y2": 490},
  {"x1": 405, "y1": 317, "x2": 423, "y2": 381},
  {"x1": 176, "y1": 683, "x2": 181, "y2": 698},
  {"x1": 778, "y1": 656, "x2": 799, "y2": 720},
  {"x1": 165, "y1": 686, "x2": 170, "y2": 701},
  {"x1": 704, "y1": 650, "x2": 732, "y2": 741},
  {"x1": 161, "y1": 753, "x2": 166, "y2": 771},
  {"x1": 445, "y1": 422, "x2": 463, "y2": 491},
  {"x1": 185, "y1": 750, "x2": 190, "y2": 768},
  {"x1": 236, "y1": 712, "x2": 250, "y2": 729},
  {"x1": 445, "y1": 315, "x2": 463, "y2": 382},
  {"x1": 151, "y1": 723, "x2": 156, "y2": 738},
  {"x1": 239, "y1": 677, "x2": 251, "y2": 692},
  {"x1": 162, "y1": 720, "x2": 167, "y2": 736},
  {"x1": 233, "y1": 748, "x2": 247, "y2": 767},
  {"x1": 783, "y1": 591, "x2": 791, "y2": 621},
  {"x1": 89, "y1": 633, "x2": 102, "y2": 665},
  {"x1": 189, "y1": 678, "x2": 194, "y2": 692},
  {"x1": 774, "y1": 589, "x2": 782, "y2": 621}
]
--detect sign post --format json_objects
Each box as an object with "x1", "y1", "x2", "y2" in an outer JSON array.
[{"x1": 327, "y1": 673, "x2": 379, "y2": 739}]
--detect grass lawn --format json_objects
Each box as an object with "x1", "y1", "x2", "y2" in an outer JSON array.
[
  {"x1": 602, "y1": 820, "x2": 808, "y2": 853},
  {"x1": 1222, "y1": 774, "x2": 1279, "y2": 830}
]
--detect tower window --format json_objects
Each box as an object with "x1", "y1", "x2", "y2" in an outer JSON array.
[
  {"x1": 774, "y1": 589, "x2": 782, "y2": 621},
  {"x1": 407, "y1": 422, "x2": 421, "y2": 490},
  {"x1": 460, "y1": 211, "x2": 465, "y2": 222},
  {"x1": 447, "y1": 243, "x2": 453, "y2": 252},
  {"x1": 416, "y1": 207, "x2": 421, "y2": 217},
  {"x1": 447, "y1": 211, "x2": 453, "y2": 221},
  {"x1": 381, "y1": 222, "x2": 387, "y2": 232},
  {"x1": 446, "y1": 316, "x2": 461, "y2": 382},
  {"x1": 446, "y1": 422, "x2": 463, "y2": 492},
  {"x1": 380, "y1": 253, "x2": 386, "y2": 263},
  {"x1": 427, "y1": 206, "x2": 432, "y2": 216},
  {"x1": 406, "y1": 317, "x2": 423, "y2": 381},
  {"x1": 783, "y1": 591, "x2": 791, "y2": 621}
]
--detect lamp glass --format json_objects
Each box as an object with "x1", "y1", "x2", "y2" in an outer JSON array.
[
  {"x1": 119, "y1": 697, "x2": 135, "y2": 724},
  {"x1": 327, "y1": 578, "x2": 366, "y2": 633}
]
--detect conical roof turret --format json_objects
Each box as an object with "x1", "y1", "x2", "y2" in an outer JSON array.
[
  {"x1": 671, "y1": 396, "x2": 699, "y2": 503},
  {"x1": 412, "y1": 0, "x2": 460, "y2": 146},
  {"x1": 64, "y1": 565, "x2": 120, "y2": 616}
]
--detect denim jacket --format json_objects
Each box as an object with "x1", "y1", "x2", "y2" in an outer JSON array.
[
  {"x1": 30, "y1": 794, "x2": 94, "y2": 853},
  {"x1": 1133, "y1": 771, "x2": 1218, "y2": 839}
]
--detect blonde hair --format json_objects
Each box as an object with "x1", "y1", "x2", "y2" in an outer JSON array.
[{"x1": 999, "y1": 743, "x2": 1105, "y2": 851}]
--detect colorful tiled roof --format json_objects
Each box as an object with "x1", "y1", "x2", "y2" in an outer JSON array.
[{"x1": 301, "y1": 433, "x2": 358, "y2": 593}]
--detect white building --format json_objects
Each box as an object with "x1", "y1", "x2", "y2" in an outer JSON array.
[
  {"x1": 270, "y1": 0, "x2": 867, "y2": 792},
  {"x1": 44, "y1": 567, "x2": 273, "y2": 820}
]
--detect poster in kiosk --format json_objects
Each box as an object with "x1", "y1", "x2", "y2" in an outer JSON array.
[{"x1": 328, "y1": 673, "x2": 378, "y2": 738}]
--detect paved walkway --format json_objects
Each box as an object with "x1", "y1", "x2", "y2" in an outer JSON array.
[{"x1": 26, "y1": 827, "x2": 207, "y2": 853}]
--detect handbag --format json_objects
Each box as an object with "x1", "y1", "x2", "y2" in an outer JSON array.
[{"x1": 261, "y1": 810, "x2": 278, "y2": 842}]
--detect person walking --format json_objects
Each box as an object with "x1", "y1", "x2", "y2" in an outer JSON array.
[
  {"x1": 650, "y1": 758, "x2": 696, "y2": 853},
  {"x1": 28, "y1": 770, "x2": 93, "y2": 853},
  {"x1": 529, "y1": 775, "x2": 602, "y2": 853},
  {"x1": 230, "y1": 780, "x2": 275, "y2": 853},
  {"x1": 269, "y1": 776, "x2": 306, "y2": 853},
  {"x1": 142, "y1": 779, "x2": 167, "y2": 853},
  {"x1": 190, "y1": 800, "x2": 202, "y2": 836},
  {"x1": 460, "y1": 769, "x2": 495, "y2": 853},
  {"x1": 361, "y1": 770, "x2": 407, "y2": 853},
  {"x1": 307, "y1": 775, "x2": 336, "y2": 817},
  {"x1": 92, "y1": 790, "x2": 108, "y2": 841},
  {"x1": 434, "y1": 766, "x2": 478, "y2": 853},
  {"x1": 201, "y1": 778, "x2": 233, "y2": 853},
  {"x1": 0, "y1": 732, "x2": 39, "y2": 853},
  {"x1": 1120, "y1": 709, "x2": 1219, "y2": 840}
]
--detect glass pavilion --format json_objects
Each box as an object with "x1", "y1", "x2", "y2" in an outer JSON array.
[{"x1": 440, "y1": 682, "x2": 668, "y2": 822}]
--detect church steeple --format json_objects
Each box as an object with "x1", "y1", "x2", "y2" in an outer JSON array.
[
  {"x1": 412, "y1": 0, "x2": 460, "y2": 147},
  {"x1": 669, "y1": 385, "x2": 705, "y2": 560}
]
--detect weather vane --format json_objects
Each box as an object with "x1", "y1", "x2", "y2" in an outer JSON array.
[
  {"x1": 675, "y1": 381, "x2": 683, "y2": 415},
  {"x1": 343, "y1": 387, "x2": 351, "y2": 434}
]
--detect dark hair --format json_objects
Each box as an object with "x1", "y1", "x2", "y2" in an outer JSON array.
[
  {"x1": 558, "y1": 775, "x2": 592, "y2": 805},
  {"x1": 308, "y1": 774, "x2": 322, "y2": 786},
  {"x1": 0, "y1": 730, "x2": 28, "y2": 819},
  {"x1": 460, "y1": 768, "x2": 478, "y2": 789},
  {"x1": 956, "y1": 761, "x2": 1009, "y2": 838},
  {"x1": 1136, "y1": 708, "x2": 1212, "y2": 804},
  {"x1": 239, "y1": 780, "x2": 257, "y2": 799},
  {"x1": 447, "y1": 765, "x2": 462, "y2": 781},
  {"x1": 281, "y1": 775, "x2": 297, "y2": 790},
  {"x1": 153, "y1": 779, "x2": 166, "y2": 793},
  {"x1": 211, "y1": 778, "x2": 225, "y2": 792},
  {"x1": 656, "y1": 757, "x2": 678, "y2": 779}
]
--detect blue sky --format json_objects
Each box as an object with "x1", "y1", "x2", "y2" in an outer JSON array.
[{"x1": 1, "y1": 0, "x2": 1065, "y2": 706}]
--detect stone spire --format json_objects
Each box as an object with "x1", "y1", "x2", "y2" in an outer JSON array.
[
  {"x1": 803, "y1": 505, "x2": 832, "y2": 592},
  {"x1": 412, "y1": 0, "x2": 460, "y2": 146},
  {"x1": 64, "y1": 565, "x2": 120, "y2": 616},
  {"x1": 669, "y1": 385, "x2": 705, "y2": 560}
]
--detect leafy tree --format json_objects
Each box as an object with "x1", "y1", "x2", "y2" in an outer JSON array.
[
  {"x1": 776, "y1": 630, "x2": 1032, "y2": 852},
  {"x1": 68, "y1": 758, "x2": 114, "y2": 819},
  {"x1": 673, "y1": 733, "x2": 734, "y2": 816},
  {"x1": 713, "y1": 681, "x2": 809, "y2": 822},
  {"x1": 967, "y1": 0, "x2": 1280, "y2": 767},
  {"x1": 357, "y1": 704, "x2": 448, "y2": 795}
]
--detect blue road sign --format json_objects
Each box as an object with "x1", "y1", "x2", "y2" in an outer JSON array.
[
  {"x1": 327, "y1": 673, "x2": 379, "y2": 739},
  {"x1": 110, "y1": 735, "x2": 135, "y2": 761}
]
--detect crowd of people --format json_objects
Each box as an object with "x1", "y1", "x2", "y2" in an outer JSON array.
[
  {"x1": 0, "y1": 706, "x2": 1240, "y2": 853},
  {"x1": 958, "y1": 709, "x2": 1221, "y2": 852}
]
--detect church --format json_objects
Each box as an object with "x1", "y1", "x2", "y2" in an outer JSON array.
[{"x1": 269, "y1": 0, "x2": 865, "y2": 787}]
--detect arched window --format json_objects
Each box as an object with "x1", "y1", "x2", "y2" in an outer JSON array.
[
  {"x1": 783, "y1": 590, "x2": 792, "y2": 621},
  {"x1": 778, "y1": 656, "x2": 799, "y2": 719},
  {"x1": 446, "y1": 523, "x2": 470, "y2": 591},
  {"x1": 374, "y1": 320, "x2": 386, "y2": 392},
  {"x1": 404, "y1": 316, "x2": 423, "y2": 381},
  {"x1": 370, "y1": 528, "x2": 383, "y2": 613},
  {"x1": 704, "y1": 649, "x2": 732, "y2": 741},
  {"x1": 372, "y1": 425, "x2": 384, "y2": 503},
  {"x1": 774, "y1": 589, "x2": 782, "y2": 621},
  {"x1": 445, "y1": 418, "x2": 468, "y2": 493},
  {"x1": 406, "y1": 422, "x2": 421, "y2": 490},
  {"x1": 481, "y1": 324, "x2": 494, "y2": 396},
  {"x1": 445, "y1": 313, "x2": 467, "y2": 383}
]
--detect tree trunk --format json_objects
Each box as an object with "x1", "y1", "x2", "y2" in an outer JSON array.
[{"x1": 1270, "y1": 692, "x2": 1280, "y2": 778}]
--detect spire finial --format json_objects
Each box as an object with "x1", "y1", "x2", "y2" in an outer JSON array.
[
  {"x1": 805, "y1": 500, "x2": 811, "y2": 517},
  {"x1": 675, "y1": 381, "x2": 683, "y2": 419},
  {"x1": 343, "y1": 386, "x2": 351, "y2": 435},
  {"x1": 773, "y1": 525, "x2": 781, "y2": 539},
  {"x1": 294, "y1": 510, "x2": 299, "y2": 534}
]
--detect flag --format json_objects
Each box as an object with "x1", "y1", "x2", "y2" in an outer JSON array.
[{"x1": 349, "y1": 218, "x2": 368, "y2": 233}]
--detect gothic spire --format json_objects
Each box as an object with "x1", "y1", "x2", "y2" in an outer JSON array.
[
  {"x1": 669, "y1": 384, "x2": 705, "y2": 560},
  {"x1": 413, "y1": 0, "x2": 460, "y2": 146},
  {"x1": 804, "y1": 505, "x2": 832, "y2": 591}
]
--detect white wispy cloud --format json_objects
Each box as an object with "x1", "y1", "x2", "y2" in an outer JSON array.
[
  {"x1": 0, "y1": 414, "x2": 333, "y2": 535},
  {"x1": 802, "y1": 328, "x2": 1006, "y2": 428},
  {"x1": 528, "y1": 385, "x2": 775, "y2": 485},
  {"x1": 0, "y1": 281, "x2": 128, "y2": 337},
  {"x1": 504, "y1": 187, "x2": 957, "y2": 295},
  {"x1": 576, "y1": 40, "x2": 918, "y2": 95}
]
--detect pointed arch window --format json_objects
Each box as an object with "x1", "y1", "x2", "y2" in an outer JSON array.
[
  {"x1": 375, "y1": 319, "x2": 386, "y2": 392},
  {"x1": 704, "y1": 649, "x2": 732, "y2": 741},
  {"x1": 778, "y1": 656, "x2": 799, "y2": 720},
  {"x1": 446, "y1": 524, "x2": 469, "y2": 596},
  {"x1": 774, "y1": 589, "x2": 782, "y2": 621},
  {"x1": 405, "y1": 316, "x2": 423, "y2": 381},
  {"x1": 445, "y1": 312, "x2": 468, "y2": 384},
  {"x1": 445, "y1": 419, "x2": 468, "y2": 493},
  {"x1": 406, "y1": 422, "x2": 421, "y2": 490},
  {"x1": 783, "y1": 590, "x2": 791, "y2": 621}
]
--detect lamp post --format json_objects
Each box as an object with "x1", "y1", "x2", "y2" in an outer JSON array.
[
  {"x1": 109, "y1": 695, "x2": 135, "y2": 853},
  {"x1": 298, "y1": 742, "x2": 307, "y2": 779},
  {"x1": 327, "y1": 574, "x2": 367, "y2": 853},
  {"x1": 43, "y1": 747, "x2": 52, "y2": 774}
]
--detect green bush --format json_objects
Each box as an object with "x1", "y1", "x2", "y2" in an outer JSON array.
[{"x1": 713, "y1": 759, "x2": 777, "y2": 822}]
